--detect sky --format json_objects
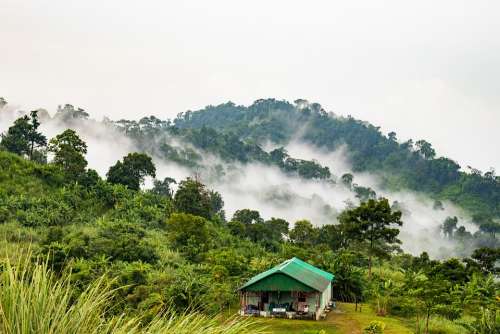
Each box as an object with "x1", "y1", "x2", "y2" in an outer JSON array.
[{"x1": 1, "y1": 0, "x2": 499, "y2": 171}]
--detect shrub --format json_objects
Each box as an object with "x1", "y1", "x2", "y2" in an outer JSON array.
[
  {"x1": 364, "y1": 320, "x2": 386, "y2": 334},
  {"x1": 0, "y1": 251, "x2": 267, "y2": 334}
]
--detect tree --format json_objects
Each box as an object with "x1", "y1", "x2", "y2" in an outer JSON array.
[
  {"x1": 339, "y1": 198, "x2": 403, "y2": 278},
  {"x1": 94, "y1": 220, "x2": 158, "y2": 263},
  {"x1": 341, "y1": 173, "x2": 354, "y2": 188},
  {"x1": 441, "y1": 216, "x2": 458, "y2": 239},
  {"x1": 289, "y1": 220, "x2": 318, "y2": 246},
  {"x1": 387, "y1": 131, "x2": 397, "y2": 142},
  {"x1": 208, "y1": 190, "x2": 225, "y2": 219},
  {"x1": 232, "y1": 209, "x2": 263, "y2": 225},
  {"x1": 48, "y1": 129, "x2": 88, "y2": 180},
  {"x1": 415, "y1": 140, "x2": 436, "y2": 160},
  {"x1": 470, "y1": 247, "x2": 500, "y2": 274},
  {"x1": 432, "y1": 200, "x2": 444, "y2": 211},
  {"x1": 269, "y1": 147, "x2": 288, "y2": 166},
  {"x1": 403, "y1": 271, "x2": 454, "y2": 334},
  {"x1": 151, "y1": 177, "x2": 177, "y2": 198},
  {"x1": 172, "y1": 178, "x2": 211, "y2": 219},
  {"x1": 353, "y1": 185, "x2": 376, "y2": 202},
  {"x1": 166, "y1": 213, "x2": 209, "y2": 261},
  {"x1": 479, "y1": 221, "x2": 500, "y2": 239},
  {"x1": 1, "y1": 110, "x2": 47, "y2": 160},
  {"x1": 26, "y1": 110, "x2": 47, "y2": 160},
  {"x1": 462, "y1": 273, "x2": 500, "y2": 333},
  {"x1": 330, "y1": 251, "x2": 366, "y2": 304},
  {"x1": 107, "y1": 152, "x2": 156, "y2": 191}
]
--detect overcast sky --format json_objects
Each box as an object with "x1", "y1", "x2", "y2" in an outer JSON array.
[{"x1": 1, "y1": 0, "x2": 499, "y2": 171}]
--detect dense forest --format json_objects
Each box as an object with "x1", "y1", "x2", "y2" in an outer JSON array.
[{"x1": 0, "y1": 98, "x2": 499, "y2": 333}]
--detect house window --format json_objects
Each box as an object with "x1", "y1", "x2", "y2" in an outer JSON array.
[
  {"x1": 298, "y1": 292, "x2": 306, "y2": 302},
  {"x1": 261, "y1": 292, "x2": 269, "y2": 303}
]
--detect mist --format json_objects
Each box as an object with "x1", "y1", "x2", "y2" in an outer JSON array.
[{"x1": 0, "y1": 105, "x2": 478, "y2": 258}]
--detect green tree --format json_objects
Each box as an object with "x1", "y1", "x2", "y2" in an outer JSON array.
[
  {"x1": 415, "y1": 140, "x2": 436, "y2": 160},
  {"x1": 151, "y1": 177, "x2": 176, "y2": 198},
  {"x1": 330, "y1": 251, "x2": 366, "y2": 304},
  {"x1": 441, "y1": 216, "x2": 458, "y2": 239},
  {"x1": 172, "y1": 178, "x2": 211, "y2": 219},
  {"x1": 94, "y1": 220, "x2": 158, "y2": 263},
  {"x1": 289, "y1": 220, "x2": 318, "y2": 246},
  {"x1": 339, "y1": 198, "x2": 403, "y2": 278},
  {"x1": 1, "y1": 110, "x2": 47, "y2": 160},
  {"x1": 208, "y1": 190, "x2": 225, "y2": 219},
  {"x1": 232, "y1": 209, "x2": 263, "y2": 225},
  {"x1": 462, "y1": 273, "x2": 500, "y2": 333},
  {"x1": 470, "y1": 247, "x2": 500, "y2": 274},
  {"x1": 166, "y1": 213, "x2": 209, "y2": 261},
  {"x1": 479, "y1": 221, "x2": 500, "y2": 239},
  {"x1": 107, "y1": 152, "x2": 156, "y2": 191},
  {"x1": 404, "y1": 271, "x2": 456, "y2": 334},
  {"x1": 48, "y1": 129, "x2": 88, "y2": 180}
]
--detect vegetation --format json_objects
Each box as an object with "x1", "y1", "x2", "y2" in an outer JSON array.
[{"x1": 0, "y1": 99, "x2": 499, "y2": 333}]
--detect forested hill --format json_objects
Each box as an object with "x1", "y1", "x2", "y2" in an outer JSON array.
[
  {"x1": 171, "y1": 99, "x2": 499, "y2": 220},
  {"x1": 1, "y1": 97, "x2": 500, "y2": 333}
]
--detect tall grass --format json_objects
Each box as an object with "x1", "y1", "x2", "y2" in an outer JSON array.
[
  {"x1": 414, "y1": 316, "x2": 468, "y2": 334},
  {"x1": 0, "y1": 253, "x2": 267, "y2": 334}
]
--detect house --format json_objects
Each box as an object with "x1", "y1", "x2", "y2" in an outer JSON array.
[{"x1": 238, "y1": 257, "x2": 335, "y2": 320}]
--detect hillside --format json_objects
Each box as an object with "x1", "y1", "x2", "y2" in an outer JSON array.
[
  {"x1": 172, "y1": 99, "x2": 500, "y2": 219},
  {"x1": 0, "y1": 99, "x2": 499, "y2": 333}
]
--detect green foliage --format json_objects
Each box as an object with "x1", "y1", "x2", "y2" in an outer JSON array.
[
  {"x1": 229, "y1": 209, "x2": 288, "y2": 250},
  {"x1": 339, "y1": 198, "x2": 403, "y2": 277},
  {"x1": 151, "y1": 176, "x2": 176, "y2": 198},
  {"x1": 0, "y1": 110, "x2": 47, "y2": 161},
  {"x1": 329, "y1": 251, "x2": 366, "y2": 302},
  {"x1": 289, "y1": 220, "x2": 318, "y2": 247},
  {"x1": 0, "y1": 128, "x2": 498, "y2": 333},
  {"x1": 363, "y1": 320, "x2": 386, "y2": 334},
  {"x1": 173, "y1": 178, "x2": 212, "y2": 219},
  {"x1": 173, "y1": 99, "x2": 500, "y2": 218},
  {"x1": 0, "y1": 252, "x2": 266, "y2": 334},
  {"x1": 166, "y1": 213, "x2": 209, "y2": 261},
  {"x1": 48, "y1": 129, "x2": 88, "y2": 181},
  {"x1": 107, "y1": 152, "x2": 156, "y2": 190}
]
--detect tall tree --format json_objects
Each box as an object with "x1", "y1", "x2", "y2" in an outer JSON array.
[
  {"x1": 26, "y1": 110, "x2": 47, "y2": 160},
  {"x1": 173, "y1": 178, "x2": 211, "y2": 219},
  {"x1": 151, "y1": 177, "x2": 177, "y2": 198},
  {"x1": 1, "y1": 110, "x2": 47, "y2": 160},
  {"x1": 289, "y1": 220, "x2": 318, "y2": 246},
  {"x1": 415, "y1": 140, "x2": 436, "y2": 160},
  {"x1": 441, "y1": 216, "x2": 458, "y2": 239},
  {"x1": 48, "y1": 129, "x2": 88, "y2": 180},
  {"x1": 339, "y1": 198, "x2": 403, "y2": 278},
  {"x1": 107, "y1": 152, "x2": 156, "y2": 191}
]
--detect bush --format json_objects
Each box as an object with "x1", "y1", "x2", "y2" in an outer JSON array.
[
  {"x1": 415, "y1": 316, "x2": 469, "y2": 334},
  {"x1": 364, "y1": 320, "x2": 386, "y2": 334},
  {"x1": 0, "y1": 251, "x2": 267, "y2": 334}
]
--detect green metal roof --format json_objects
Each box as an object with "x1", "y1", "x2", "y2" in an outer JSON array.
[{"x1": 239, "y1": 257, "x2": 335, "y2": 292}]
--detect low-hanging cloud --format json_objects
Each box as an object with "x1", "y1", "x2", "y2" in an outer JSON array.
[{"x1": 1, "y1": 105, "x2": 479, "y2": 259}]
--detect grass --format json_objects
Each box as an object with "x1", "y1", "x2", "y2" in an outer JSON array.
[
  {"x1": 328, "y1": 303, "x2": 413, "y2": 334},
  {"x1": 0, "y1": 251, "x2": 268, "y2": 334},
  {"x1": 261, "y1": 302, "x2": 413, "y2": 334},
  {"x1": 258, "y1": 317, "x2": 339, "y2": 334}
]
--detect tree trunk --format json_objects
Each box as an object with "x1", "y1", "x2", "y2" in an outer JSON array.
[
  {"x1": 368, "y1": 254, "x2": 372, "y2": 279},
  {"x1": 425, "y1": 309, "x2": 430, "y2": 334},
  {"x1": 29, "y1": 141, "x2": 34, "y2": 160}
]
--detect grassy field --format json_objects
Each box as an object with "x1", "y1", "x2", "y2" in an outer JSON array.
[{"x1": 260, "y1": 302, "x2": 413, "y2": 334}]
